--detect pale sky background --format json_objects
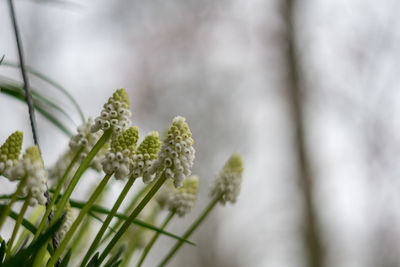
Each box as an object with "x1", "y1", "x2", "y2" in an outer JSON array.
[{"x1": 2, "y1": 1, "x2": 400, "y2": 267}]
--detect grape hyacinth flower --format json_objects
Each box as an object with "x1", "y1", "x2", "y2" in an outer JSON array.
[
  {"x1": 157, "y1": 175, "x2": 199, "y2": 216},
  {"x1": 49, "y1": 118, "x2": 109, "y2": 182},
  {"x1": 91, "y1": 88, "x2": 131, "y2": 136},
  {"x1": 9, "y1": 146, "x2": 48, "y2": 206},
  {"x1": 150, "y1": 116, "x2": 195, "y2": 188},
  {"x1": 168, "y1": 175, "x2": 199, "y2": 216},
  {"x1": 210, "y1": 153, "x2": 244, "y2": 204},
  {"x1": 102, "y1": 126, "x2": 139, "y2": 179},
  {"x1": 69, "y1": 117, "x2": 108, "y2": 171},
  {"x1": 55, "y1": 202, "x2": 74, "y2": 242},
  {"x1": 0, "y1": 131, "x2": 23, "y2": 178},
  {"x1": 131, "y1": 131, "x2": 161, "y2": 183}
]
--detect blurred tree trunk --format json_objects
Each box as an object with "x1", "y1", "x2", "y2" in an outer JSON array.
[{"x1": 281, "y1": 1, "x2": 324, "y2": 267}]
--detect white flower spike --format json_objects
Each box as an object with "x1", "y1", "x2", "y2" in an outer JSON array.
[
  {"x1": 210, "y1": 153, "x2": 243, "y2": 204},
  {"x1": 49, "y1": 118, "x2": 108, "y2": 182},
  {"x1": 168, "y1": 175, "x2": 199, "y2": 216},
  {"x1": 0, "y1": 131, "x2": 23, "y2": 178},
  {"x1": 9, "y1": 146, "x2": 48, "y2": 206},
  {"x1": 102, "y1": 126, "x2": 139, "y2": 179},
  {"x1": 56, "y1": 202, "x2": 74, "y2": 242},
  {"x1": 91, "y1": 88, "x2": 131, "y2": 136},
  {"x1": 150, "y1": 116, "x2": 195, "y2": 188},
  {"x1": 131, "y1": 131, "x2": 161, "y2": 183}
]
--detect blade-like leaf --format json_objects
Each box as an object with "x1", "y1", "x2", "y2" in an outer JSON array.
[
  {"x1": 2, "y1": 61, "x2": 85, "y2": 122},
  {"x1": 59, "y1": 248, "x2": 72, "y2": 267},
  {"x1": 0, "y1": 81, "x2": 73, "y2": 136},
  {"x1": 109, "y1": 259, "x2": 122, "y2": 267},
  {"x1": 0, "y1": 240, "x2": 6, "y2": 263},
  {"x1": 0, "y1": 55, "x2": 5, "y2": 65},
  {"x1": 0, "y1": 77, "x2": 76, "y2": 126},
  {"x1": 69, "y1": 200, "x2": 195, "y2": 246},
  {"x1": 0, "y1": 205, "x2": 54, "y2": 256},
  {"x1": 2, "y1": 215, "x2": 64, "y2": 267},
  {"x1": 86, "y1": 252, "x2": 99, "y2": 267},
  {"x1": 104, "y1": 245, "x2": 125, "y2": 267}
]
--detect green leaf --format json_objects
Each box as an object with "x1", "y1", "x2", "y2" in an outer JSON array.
[
  {"x1": 1, "y1": 61, "x2": 85, "y2": 122},
  {"x1": 0, "y1": 205, "x2": 54, "y2": 256},
  {"x1": 69, "y1": 199, "x2": 195, "y2": 246},
  {"x1": 59, "y1": 248, "x2": 72, "y2": 267},
  {"x1": 86, "y1": 252, "x2": 99, "y2": 267},
  {"x1": 2, "y1": 215, "x2": 64, "y2": 267},
  {"x1": 109, "y1": 259, "x2": 122, "y2": 267},
  {"x1": 0, "y1": 79, "x2": 73, "y2": 136},
  {"x1": 0, "y1": 240, "x2": 6, "y2": 263},
  {"x1": 0, "y1": 55, "x2": 4, "y2": 65},
  {"x1": 104, "y1": 245, "x2": 124, "y2": 267}
]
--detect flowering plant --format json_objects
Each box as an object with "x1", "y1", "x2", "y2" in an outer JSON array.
[
  {"x1": 0, "y1": 3, "x2": 244, "y2": 266},
  {"x1": 0, "y1": 86, "x2": 244, "y2": 267}
]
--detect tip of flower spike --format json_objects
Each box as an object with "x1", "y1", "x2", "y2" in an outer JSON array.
[
  {"x1": 224, "y1": 153, "x2": 243, "y2": 174},
  {"x1": 180, "y1": 175, "x2": 199, "y2": 195},
  {"x1": 23, "y1": 145, "x2": 43, "y2": 168},
  {"x1": 92, "y1": 89, "x2": 132, "y2": 135},
  {"x1": 0, "y1": 131, "x2": 23, "y2": 162},
  {"x1": 111, "y1": 126, "x2": 139, "y2": 153},
  {"x1": 136, "y1": 131, "x2": 161, "y2": 160},
  {"x1": 111, "y1": 88, "x2": 130, "y2": 109},
  {"x1": 210, "y1": 153, "x2": 244, "y2": 204}
]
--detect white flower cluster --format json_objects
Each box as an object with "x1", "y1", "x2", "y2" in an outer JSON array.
[
  {"x1": 48, "y1": 119, "x2": 108, "y2": 183},
  {"x1": 156, "y1": 176, "x2": 199, "y2": 216},
  {"x1": 48, "y1": 151, "x2": 75, "y2": 182},
  {"x1": 150, "y1": 116, "x2": 195, "y2": 188},
  {"x1": 0, "y1": 131, "x2": 23, "y2": 178},
  {"x1": 169, "y1": 176, "x2": 199, "y2": 216},
  {"x1": 210, "y1": 153, "x2": 243, "y2": 204},
  {"x1": 103, "y1": 150, "x2": 131, "y2": 180},
  {"x1": 102, "y1": 127, "x2": 139, "y2": 180},
  {"x1": 56, "y1": 202, "x2": 74, "y2": 242},
  {"x1": 91, "y1": 88, "x2": 131, "y2": 136},
  {"x1": 131, "y1": 131, "x2": 161, "y2": 183},
  {"x1": 69, "y1": 118, "x2": 103, "y2": 161},
  {"x1": 8, "y1": 146, "x2": 48, "y2": 206}
]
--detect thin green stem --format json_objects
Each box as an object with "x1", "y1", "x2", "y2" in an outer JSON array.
[
  {"x1": 101, "y1": 184, "x2": 150, "y2": 244},
  {"x1": 158, "y1": 196, "x2": 221, "y2": 267},
  {"x1": 0, "y1": 176, "x2": 27, "y2": 229},
  {"x1": 98, "y1": 172, "x2": 168, "y2": 265},
  {"x1": 6, "y1": 192, "x2": 31, "y2": 260},
  {"x1": 80, "y1": 177, "x2": 137, "y2": 267},
  {"x1": 12, "y1": 205, "x2": 43, "y2": 254},
  {"x1": 46, "y1": 173, "x2": 113, "y2": 267},
  {"x1": 34, "y1": 148, "x2": 83, "y2": 242},
  {"x1": 137, "y1": 211, "x2": 175, "y2": 267},
  {"x1": 53, "y1": 130, "x2": 112, "y2": 222}
]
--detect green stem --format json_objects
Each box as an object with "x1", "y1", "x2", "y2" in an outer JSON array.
[
  {"x1": 158, "y1": 196, "x2": 221, "y2": 267},
  {"x1": 46, "y1": 172, "x2": 113, "y2": 267},
  {"x1": 137, "y1": 211, "x2": 175, "y2": 267},
  {"x1": 80, "y1": 177, "x2": 137, "y2": 267},
  {"x1": 98, "y1": 172, "x2": 168, "y2": 265},
  {"x1": 0, "y1": 176, "x2": 27, "y2": 229},
  {"x1": 101, "y1": 184, "x2": 150, "y2": 244},
  {"x1": 6, "y1": 191, "x2": 31, "y2": 260},
  {"x1": 12, "y1": 205, "x2": 43, "y2": 254},
  {"x1": 53, "y1": 130, "x2": 112, "y2": 222},
  {"x1": 34, "y1": 148, "x2": 83, "y2": 241}
]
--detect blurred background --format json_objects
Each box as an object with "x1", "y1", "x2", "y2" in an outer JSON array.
[{"x1": 2, "y1": 0, "x2": 400, "y2": 266}]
